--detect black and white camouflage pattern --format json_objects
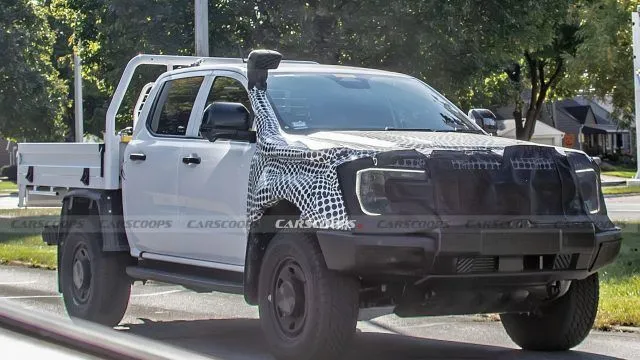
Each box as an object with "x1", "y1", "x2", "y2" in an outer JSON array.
[{"x1": 247, "y1": 89, "x2": 376, "y2": 230}]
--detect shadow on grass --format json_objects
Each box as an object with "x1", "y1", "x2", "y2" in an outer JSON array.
[
  {"x1": 123, "y1": 318, "x2": 624, "y2": 360},
  {"x1": 602, "y1": 225, "x2": 640, "y2": 281},
  {"x1": 0, "y1": 215, "x2": 58, "y2": 244}
]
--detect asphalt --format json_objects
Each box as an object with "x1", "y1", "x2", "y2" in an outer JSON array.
[
  {"x1": 605, "y1": 195, "x2": 640, "y2": 221},
  {"x1": 1, "y1": 266, "x2": 639, "y2": 360}
]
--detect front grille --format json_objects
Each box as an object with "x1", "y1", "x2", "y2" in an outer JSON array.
[
  {"x1": 456, "y1": 256, "x2": 497, "y2": 273},
  {"x1": 425, "y1": 146, "x2": 573, "y2": 216}
]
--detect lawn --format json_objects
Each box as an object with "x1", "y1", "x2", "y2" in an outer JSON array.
[
  {"x1": 0, "y1": 181, "x2": 17, "y2": 193},
  {"x1": 0, "y1": 209, "x2": 59, "y2": 268},
  {"x1": 602, "y1": 170, "x2": 636, "y2": 179},
  {"x1": 602, "y1": 186, "x2": 640, "y2": 196},
  {"x1": 596, "y1": 224, "x2": 640, "y2": 329}
]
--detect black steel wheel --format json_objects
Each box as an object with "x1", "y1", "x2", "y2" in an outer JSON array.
[
  {"x1": 70, "y1": 244, "x2": 92, "y2": 304},
  {"x1": 270, "y1": 258, "x2": 307, "y2": 337},
  {"x1": 60, "y1": 218, "x2": 131, "y2": 327},
  {"x1": 258, "y1": 232, "x2": 359, "y2": 360}
]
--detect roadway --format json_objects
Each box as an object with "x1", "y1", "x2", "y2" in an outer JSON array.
[{"x1": 1, "y1": 265, "x2": 639, "y2": 360}]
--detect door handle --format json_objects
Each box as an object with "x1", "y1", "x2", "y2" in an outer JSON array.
[
  {"x1": 182, "y1": 155, "x2": 201, "y2": 165},
  {"x1": 129, "y1": 153, "x2": 146, "y2": 161}
]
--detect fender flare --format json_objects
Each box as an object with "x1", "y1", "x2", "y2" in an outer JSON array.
[{"x1": 60, "y1": 189, "x2": 129, "y2": 252}]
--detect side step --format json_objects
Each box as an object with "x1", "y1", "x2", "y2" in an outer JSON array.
[{"x1": 126, "y1": 266, "x2": 244, "y2": 295}]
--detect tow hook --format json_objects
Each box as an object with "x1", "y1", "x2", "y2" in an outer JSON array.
[{"x1": 547, "y1": 280, "x2": 571, "y2": 300}]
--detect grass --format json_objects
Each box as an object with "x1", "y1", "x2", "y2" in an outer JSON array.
[
  {"x1": 602, "y1": 186, "x2": 640, "y2": 196},
  {"x1": 0, "y1": 208, "x2": 60, "y2": 217},
  {"x1": 0, "y1": 211, "x2": 58, "y2": 269},
  {"x1": 0, "y1": 234, "x2": 57, "y2": 269},
  {"x1": 0, "y1": 181, "x2": 17, "y2": 193},
  {"x1": 596, "y1": 225, "x2": 640, "y2": 329},
  {"x1": 602, "y1": 171, "x2": 636, "y2": 179}
]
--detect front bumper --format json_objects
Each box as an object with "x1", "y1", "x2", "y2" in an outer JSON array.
[{"x1": 316, "y1": 225, "x2": 622, "y2": 285}]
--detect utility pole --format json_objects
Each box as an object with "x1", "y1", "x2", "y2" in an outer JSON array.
[
  {"x1": 632, "y1": 9, "x2": 640, "y2": 183},
  {"x1": 73, "y1": 51, "x2": 84, "y2": 142},
  {"x1": 195, "y1": 0, "x2": 209, "y2": 57}
]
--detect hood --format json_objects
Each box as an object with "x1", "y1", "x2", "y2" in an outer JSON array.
[{"x1": 283, "y1": 130, "x2": 552, "y2": 155}]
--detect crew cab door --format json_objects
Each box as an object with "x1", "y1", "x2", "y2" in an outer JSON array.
[
  {"x1": 175, "y1": 72, "x2": 255, "y2": 267},
  {"x1": 122, "y1": 72, "x2": 209, "y2": 256}
]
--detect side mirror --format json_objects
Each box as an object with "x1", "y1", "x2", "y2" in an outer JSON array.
[
  {"x1": 468, "y1": 108, "x2": 498, "y2": 135},
  {"x1": 200, "y1": 102, "x2": 256, "y2": 143}
]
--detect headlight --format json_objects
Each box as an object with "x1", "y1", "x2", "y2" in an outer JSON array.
[
  {"x1": 355, "y1": 168, "x2": 427, "y2": 215},
  {"x1": 575, "y1": 168, "x2": 600, "y2": 214}
]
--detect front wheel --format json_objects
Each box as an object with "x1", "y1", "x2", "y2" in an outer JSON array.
[
  {"x1": 258, "y1": 232, "x2": 359, "y2": 360},
  {"x1": 60, "y1": 221, "x2": 131, "y2": 327},
  {"x1": 500, "y1": 273, "x2": 599, "y2": 351}
]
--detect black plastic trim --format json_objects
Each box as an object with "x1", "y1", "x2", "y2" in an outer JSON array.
[
  {"x1": 80, "y1": 168, "x2": 90, "y2": 186},
  {"x1": 316, "y1": 227, "x2": 622, "y2": 279},
  {"x1": 98, "y1": 143, "x2": 105, "y2": 177},
  {"x1": 25, "y1": 166, "x2": 33, "y2": 183},
  {"x1": 60, "y1": 189, "x2": 129, "y2": 252},
  {"x1": 126, "y1": 266, "x2": 243, "y2": 294}
]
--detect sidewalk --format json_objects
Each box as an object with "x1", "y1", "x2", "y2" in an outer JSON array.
[{"x1": 601, "y1": 174, "x2": 628, "y2": 187}]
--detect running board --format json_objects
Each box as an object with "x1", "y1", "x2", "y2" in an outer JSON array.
[{"x1": 126, "y1": 266, "x2": 244, "y2": 294}]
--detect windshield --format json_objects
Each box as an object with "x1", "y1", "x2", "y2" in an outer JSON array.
[{"x1": 266, "y1": 73, "x2": 482, "y2": 133}]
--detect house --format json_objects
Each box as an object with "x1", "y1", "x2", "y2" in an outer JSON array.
[
  {"x1": 543, "y1": 98, "x2": 631, "y2": 156},
  {"x1": 493, "y1": 97, "x2": 631, "y2": 157},
  {"x1": 496, "y1": 119, "x2": 565, "y2": 147}
]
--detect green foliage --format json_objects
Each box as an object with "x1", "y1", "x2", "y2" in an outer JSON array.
[
  {"x1": 1, "y1": 1, "x2": 637, "y2": 139},
  {"x1": 0, "y1": 0, "x2": 68, "y2": 141},
  {"x1": 565, "y1": 0, "x2": 637, "y2": 125}
]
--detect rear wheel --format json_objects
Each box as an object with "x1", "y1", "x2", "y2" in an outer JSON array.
[
  {"x1": 60, "y1": 220, "x2": 131, "y2": 327},
  {"x1": 500, "y1": 273, "x2": 599, "y2": 351},
  {"x1": 258, "y1": 232, "x2": 359, "y2": 360}
]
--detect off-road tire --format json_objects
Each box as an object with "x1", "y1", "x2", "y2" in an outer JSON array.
[
  {"x1": 258, "y1": 232, "x2": 359, "y2": 360},
  {"x1": 60, "y1": 219, "x2": 131, "y2": 327},
  {"x1": 500, "y1": 273, "x2": 599, "y2": 351}
]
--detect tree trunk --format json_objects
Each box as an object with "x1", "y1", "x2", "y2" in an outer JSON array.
[
  {"x1": 516, "y1": 54, "x2": 564, "y2": 141},
  {"x1": 514, "y1": 98, "x2": 526, "y2": 140}
]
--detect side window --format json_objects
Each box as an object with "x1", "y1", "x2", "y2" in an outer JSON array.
[
  {"x1": 148, "y1": 76, "x2": 204, "y2": 136},
  {"x1": 204, "y1": 76, "x2": 251, "y2": 114}
]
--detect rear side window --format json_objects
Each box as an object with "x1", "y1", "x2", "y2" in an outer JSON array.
[{"x1": 148, "y1": 76, "x2": 204, "y2": 136}]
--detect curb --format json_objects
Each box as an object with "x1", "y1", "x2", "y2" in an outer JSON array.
[
  {"x1": 602, "y1": 181, "x2": 628, "y2": 187},
  {"x1": 609, "y1": 325, "x2": 640, "y2": 334},
  {"x1": 604, "y1": 193, "x2": 640, "y2": 198}
]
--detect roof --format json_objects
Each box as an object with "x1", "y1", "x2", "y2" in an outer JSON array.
[
  {"x1": 167, "y1": 61, "x2": 412, "y2": 79},
  {"x1": 563, "y1": 105, "x2": 590, "y2": 124},
  {"x1": 496, "y1": 119, "x2": 565, "y2": 138},
  {"x1": 582, "y1": 124, "x2": 630, "y2": 134}
]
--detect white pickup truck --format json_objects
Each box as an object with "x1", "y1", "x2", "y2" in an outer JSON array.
[{"x1": 19, "y1": 50, "x2": 622, "y2": 360}]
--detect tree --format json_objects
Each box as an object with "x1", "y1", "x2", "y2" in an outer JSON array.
[
  {"x1": 510, "y1": 22, "x2": 581, "y2": 140},
  {"x1": 0, "y1": 0, "x2": 68, "y2": 141},
  {"x1": 564, "y1": 0, "x2": 636, "y2": 126}
]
